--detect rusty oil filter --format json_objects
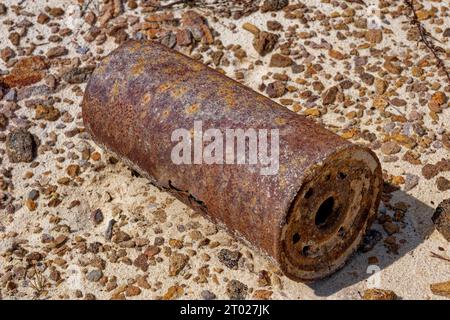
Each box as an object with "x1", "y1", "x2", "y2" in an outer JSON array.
[{"x1": 82, "y1": 40, "x2": 382, "y2": 281}]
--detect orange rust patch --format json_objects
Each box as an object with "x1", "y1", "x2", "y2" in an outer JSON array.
[
  {"x1": 131, "y1": 58, "x2": 146, "y2": 76},
  {"x1": 171, "y1": 86, "x2": 188, "y2": 99},
  {"x1": 129, "y1": 42, "x2": 141, "y2": 53},
  {"x1": 218, "y1": 86, "x2": 237, "y2": 109},
  {"x1": 156, "y1": 83, "x2": 171, "y2": 93},
  {"x1": 189, "y1": 62, "x2": 204, "y2": 72},
  {"x1": 185, "y1": 103, "x2": 200, "y2": 114},
  {"x1": 161, "y1": 109, "x2": 171, "y2": 119},
  {"x1": 110, "y1": 80, "x2": 120, "y2": 100},
  {"x1": 142, "y1": 93, "x2": 152, "y2": 104},
  {"x1": 274, "y1": 117, "x2": 286, "y2": 125}
]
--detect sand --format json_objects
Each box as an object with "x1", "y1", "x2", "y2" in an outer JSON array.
[{"x1": 0, "y1": 0, "x2": 449, "y2": 300}]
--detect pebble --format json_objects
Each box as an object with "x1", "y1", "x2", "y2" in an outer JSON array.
[
  {"x1": 383, "y1": 221, "x2": 399, "y2": 235},
  {"x1": 432, "y1": 199, "x2": 450, "y2": 241},
  {"x1": 365, "y1": 29, "x2": 383, "y2": 44},
  {"x1": 0, "y1": 47, "x2": 15, "y2": 62},
  {"x1": 322, "y1": 86, "x2": 338, "y2": 105},
  {"x1": 436, "y1": 177, "x2": 450, "y2": 191},
  {"x1": 0, "y1": 113, "x2": 7, "y2": 130},
  {"x1": 422, "y1": 159, "x2": 450, "y2": 180},
  {"x1": 253, "y1": 31, "x2": 278, "y2": 56},
  {"x1": 0, "y1": 3, "x2": 6, "y2": 15},
  {"x1": 4, "y1": 89, "x2": 16, "y2": 101},
  {"x1": 226, "y1": 280, "x2": 248, "y2": 300},
  {"x1": 444, "y1": 28, "x2": 450, "y2": 37},
  {"x1": 62, "y1": 66, "x2": 95, "y2": 84},
  {"x1": 86, "y1": 270, "x2": 103, "y2": 282},
  {"x1": 218, "y1": 249, "x2": 242, "y2": 270},
  {"x1": 261, "y1": 0, "x2": 288, "y2": 12},
  {"x1": 201, "y1": 290, "x2": 216, "y2": 300},
  {"x1": 380, "y1": 141, "x2": 401, "y2": 155},
  {"x1": 360, "y1": 229, "x2": 382, "y2": 252},
  {"x1": 266, "y1": 81, "x2": 286, "y2": 98},
  {"x1": 362, "y1": 288, "x2": 397, "y2": 300},
  {"x1": 49, "y1": 7, "x2": 65, "y2": 17},
  {"x1": 134, "y1": 254, "x2": 149, "y2": 272},
  {"x1": 430, "y1": 280, "x2": 450, "y2": 298},
  {"x1": 403, "y1": 174, "x2": 419, "y2": 191},
  {"x1": 125, "y1": 285, "x2": 141, "y2": 297},
  {"x1": 46, "y1": 46, "x2": 68, "y2": 59},
  {"x1": 168, "y1": 253, "x2": 189, "y2": 276},
  {"x1": 35, "y1": 104, "x2": 60, "y2": 121},
  {"x1": 269, "y1": 54, "x2": 293, "y2": 67},
  {"x1": 65, "y1": 164, "x2": 79, "y2": 178},
  {"x1": 6, "y1": 128, "x2": 36, "y2": 163},
  {"x1": 28, "y1": 189, "x2": 40, "y2": 200},
  {"x1": 1, "y1": 56, "x2": 48, "y2": 88},
  {"x1": 91, "y1": 209, "x2": 104, "y2": 225}
]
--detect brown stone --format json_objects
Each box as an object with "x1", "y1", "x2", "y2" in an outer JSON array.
[
  {"x1": 6, "y1": 128, "x2": 36, "y2": 163},
  {"x1": 8, "y1": 32, "x2": 20, "y2": 46},
  {"x1": 0, "y1": 47, "x2": 15, "y2": 62},
  {"x1": 162, "y1": 285, "x2": 184, "y2": 300},
  {"x1": 242, "y1": 22, "x2": 260, "y2": 35},
  {"x1": 49, "y1": 7, "x2": 65, "y2": 17},
  {"x1": 176, "y1": 29, "x2": 192, "y2": 46},
  {"x1": 144, "y1": 245, "x2": 161, "y2": 258},
  {"x1": 46, "y1": 46, "x2": 68, "y2": 59},
  {"x1": 383, "y1": 57, "x2": 403, "y2": 75},
  {"x1": 269, "y1": 53, "x2": 293, "y2": 67},
  {"x1": 328, "y1": 49, "x2": 346, "y2": 60},
  {"x1": 322, "y1": 86, "x2": 338, "y2": 105},
  {"x1": 253, "y1": 31, "x2": 278, "y2": 56},
  {"x1": 37, "y1": 13, "x2": 50, "y2": 24},
  {"x1": 436, "y1": 177, "x2": 450, "y2": 191},
  {"x1": 0, "y1": 56, "x2": 48, "y2": 88},
  {"x1": 168, "y1": 253, "x2": 189, "y2": 276},
  {"x1": 362, "y1": 288, "x2": 397, "y2": 300},
  {"x1": 125, "y1": 285, "x2": 141, "y2": 297},
  {"x1": 381, "y1": 141, "x2": 401, "y2": 155},
  {"x1": 35, "y1": 104, "x2": 60, "y2": 121},
  {"x1": 261, "y1": 0, "x2": 288, "y2": 13},
  {"x1": 226, "y1": 280, "x2": 248, "y2": 300},
  {"x1": 365, "y1": 29, "x2": 383, "y2": 44},
  {"x1": 430, "y1": 281, "x2": 450, "y2": 298},
  {"x1": 374, "y1": 78, "x2": 387, "y2": 94},
  {"x1": 211, "y1": 51, "x2": 224, "y2": 66},
  {"x1": 432, "y1": 199, "x2": 450, "y2": 241},
  {"x1": 266, "y1": 81, "x2": 286, "y2": 98},
  {"x1": 428, "y1": 92, "x2": 447, "y2": 113},
  {"x1": 133, "y1": 254, "x2": 149, "y2": 272}
]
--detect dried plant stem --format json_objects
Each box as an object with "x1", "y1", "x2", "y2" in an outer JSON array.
[
  {"x1": 430, "y1": 251, "x2": 450, "y2": 263},
  {"x1": 404, "y1": 0, "x2": 450, "y2": 83}
]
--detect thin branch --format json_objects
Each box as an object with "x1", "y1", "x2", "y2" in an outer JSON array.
[
  {"x1": 404, "y1": 0, "x2": 450, "y2": 83},
  {"x1": 430, "y1": 251, "x2": 450, "y2": 263}
]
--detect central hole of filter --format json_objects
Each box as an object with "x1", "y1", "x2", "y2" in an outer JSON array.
[{"x1": 314, "y1": 196, "x2": 340, "y2": 229}]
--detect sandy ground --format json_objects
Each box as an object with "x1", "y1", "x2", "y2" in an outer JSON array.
[{"x1": 0, "y1": 0, "x2": 449, "y2": 300}]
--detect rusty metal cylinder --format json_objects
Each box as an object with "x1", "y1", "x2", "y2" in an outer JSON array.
[{"x1": 82, "y1": 40, "x2": 382, "y2": 281}]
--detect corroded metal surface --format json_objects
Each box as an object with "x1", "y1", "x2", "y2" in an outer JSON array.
[{"x1": 82, "y1": 40, "x2": 382, "y2": 281}]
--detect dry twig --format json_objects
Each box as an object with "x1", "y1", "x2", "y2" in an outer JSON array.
[
  {"x1": 430, "y1": 251, "x2": 450, "y2": 263},
  {"x1": 29, "y1": 267, "x2": 48, "y2": 298},
  {"x1": 404, "y1": 0, "x2": 450, "y2": 83}
]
